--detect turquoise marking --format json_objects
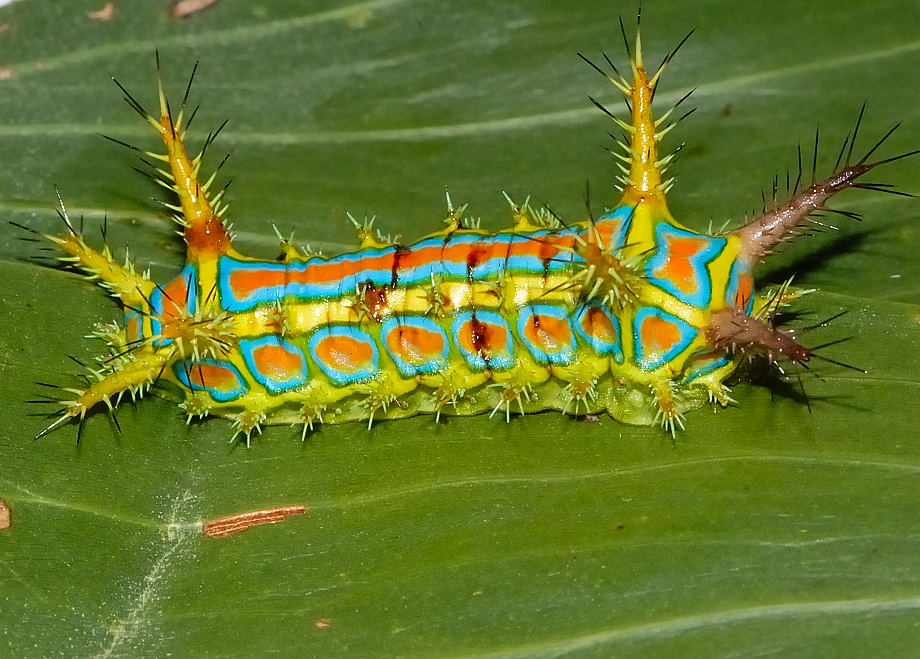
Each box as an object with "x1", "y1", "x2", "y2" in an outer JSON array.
[
  {"x1": 174, "y1": 358, "x2": 247, "y2": 402},
  {"x1": 123, "y1": 309, "x2": 144, "y2": 343},
  {"x1": 682, "y1": 349, "x2": 731, "y2": 382},
  {"x1": 573, "y1": 303, "x2": 624, "y2": 363},
  {"x1": 239, "y1": 336, "x2": 308, "y2": 394},
  {"x1": 217, "y1": 229, "x2": 583, "y2": 312},
  {"x1": 645, "y1": 224, "x2": 726, "y2": 308},
  {"x1": 452, "y1": 309, "x2": 515, "y2": 371},
  {"x1": 725, "y1": 258, "x2": 755, "y2": 313},
  {"x1": 151, "y1": 265, "x2": 197, "y2": 346},
  {"x1": 218, "y1": 258, "x2": 286, "y2": 311},
  {"x1": 516, "y1": 304, "x2": 576, "y2": 366},
  {"x1": 632, "y1": 306, "x2": 697, "y2": 371},
  {"x1": 381, "y1": 315, "x2": 449, "y2": 377},
  {"x1": 597, "y1": 205, "x2": 635, "y2": 250},
  {"x1": 308, "y1": 324, "x2": 379, "y2": 385}
]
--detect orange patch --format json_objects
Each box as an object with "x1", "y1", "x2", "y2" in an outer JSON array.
[
  {"x1": 185, "y1": 215, "x2": 229, "y2": 259},
  {"x1": 230, "y1": 235, "x2": 577, "y2": 300},
  {"x1": 315, "y1": 335, "x2": 374, "y2": 373},
  {"x1": 734, "y1": 271, "x2": 753, "y2": 309},
  {"x1": 229, "y1": 268, "x2": 286, "y2": 299},
  {"x1": 188, "y1": 363, "x2": 239, "y2": 392},
  {"x1": 159, "y1": 276, "x2": 190, "y2": 319},
  {"x1": 640, "y1": 315, "x2": 681, "y2": 354},
  {"x1": 596, "y1": 220, "x2": 622, "y2": 248},
  {"x1": 252, "y1": 344, "x2": 303, "y2": 379},
  {"x1": 524, "y1": 314, "x2": 571, "y2": 352},
  {"x1": 126, "y1": 315, "x2": 141, "y2": 339},
  {"x1": 657, "y1": 236, "x2": 707, "y2": 294},
  {"x1": 580, "y1": 307, "x2": 616, "y2": 342},
  {"x1": 386, "y1": 326, "x2": 445, "y2": 365},
  {"x1": 458, "y1": 320, "x2": 507, "y2": 358}
]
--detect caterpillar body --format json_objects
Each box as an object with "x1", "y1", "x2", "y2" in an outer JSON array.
[{"x1": 30, "y1": 29, "x2": 915, "y2": 444}]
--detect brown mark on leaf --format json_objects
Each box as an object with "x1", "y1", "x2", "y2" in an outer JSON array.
[
  {"x1": 88, "y1": 2, "x2": 115, "y2": 21},
  {"x1": 203, "y1": 504, "x2": 306, "y2": 538},
  {"x1": 0, "y1": 499, "x2": 10, "y2": 530},
  {"x1": 170, "y1": 0, "x2": 221, "y2": 19}
]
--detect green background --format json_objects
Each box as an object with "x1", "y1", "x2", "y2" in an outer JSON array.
[{"x1": 1, "y1": 1, "x2": 919, "y2": 656}]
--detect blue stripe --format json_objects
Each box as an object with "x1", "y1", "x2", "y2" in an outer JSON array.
[
  {"x1": 151, "y1": 265, "x2": 197, "y2": 346},
  {"x1": 218, "y1": 230, "x2": 582, "y2": 312}
]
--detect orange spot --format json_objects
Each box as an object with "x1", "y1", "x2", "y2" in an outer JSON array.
[
  {"x1": 523, "y1": 314, "x2": 570, "y2": 352},
  {"x1": 387, "y1": 326, "x2": 445, "y2": 365},
  {"x1": 734, "y1": 272, "x2": 753, "y2": 309},
  {"x1": 640, "y1": 315, "x2": 681, "y2": 354},
  {"x1": 126, "y1": 315, "x2": 141, "y2": 339},
  {"x1": 595, "y1": 219, "x2": 623, "y2": 248},
  {"x1": 203, "y1": 505, "x2": 306, "y2": 538},
  {"x1": 188, "y1": 363, "x2": 239, "y2": 392},
  {"x1": 185, "y1": 215, "x2": 230, "y2": 260},
  {"x1": 315, "y1": 335, "x2": 374, "y2": 373},
  {"x1": 159, "y1": 275, "x2": 190, "y2": 319},
  {"x1": 657, "y1": 236, "x2": 707, "y2": 294},
  {"x1": 228, "y1": 268, "x2": 286, "y2": 299},
  {"x1": 0, "y1": 499, "x2": 9, "y2": 530},
  {"x1": 252, "y1": 344, "x2": 303, "y2": 379},
  {"x1": 581, "y1": 307, "x2": 617, "y2": 342},
  {"x1": 458, "y1": 320, "x2": 507, "y2": 359}
]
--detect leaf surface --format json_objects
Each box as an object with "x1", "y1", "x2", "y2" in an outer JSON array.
[{"x1": 1, "y1": 2, "x2": 919, "y2": 656}]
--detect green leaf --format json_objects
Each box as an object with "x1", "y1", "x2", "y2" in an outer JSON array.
[{"x1": 2, "y1": 2, "x2": 919, "y2": 657}]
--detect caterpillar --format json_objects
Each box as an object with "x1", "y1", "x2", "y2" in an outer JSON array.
[{"x1": 25, "y1": 27, "x2": 916, "y2": 445}]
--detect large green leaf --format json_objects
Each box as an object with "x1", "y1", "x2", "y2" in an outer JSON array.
[{"x1": 2, "y1": 1, "x2": 919, "y2": 656}]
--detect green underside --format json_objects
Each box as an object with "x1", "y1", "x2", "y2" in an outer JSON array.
[{"x1": 160, "y1": 374, "x2": 713, "y2": 427}]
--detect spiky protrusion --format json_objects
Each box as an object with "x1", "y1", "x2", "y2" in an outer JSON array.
[
  {"x1": 732, "y1": 106, "x2": 920, "y2": 264},
  {"x1": 488, "y1": 381, "x2": 533, "y2": 422},
  {"x1": 113, "y1": 68, "x2": 232, "y2": 261},
  {"x1": 431, "y1": 383, "x2": 466, "y2": 423},
  {"x1": 580, "y1": 21, "x2": 694, "y2": 207},
  {"x1": 298, "y1": 403, "x2": 327, "y2": 440},
  {"x1": 707, "y1": 310, "x2": 812, "y2": 366},
  {"x1": 232, "y1": 408, "x2": 267, "y2": 447},
  {"x1": 650, "y1": 380, "x2": 685, "y2": 438},
  {"x1": 563, "y1": 377, "x2": 599, "y2": 416},
  {"x1": 567, "y1": 222, "x2": 642, "y2": 309},
  {"x1": 421, "y1": 274, "x2": 451, "y2": 317},
  {"x1": 180, "y1": 392, "x2": 213, "y2": 423}
]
